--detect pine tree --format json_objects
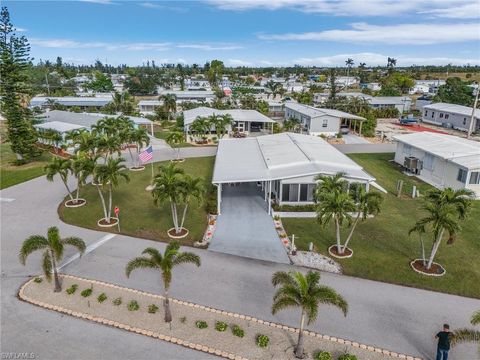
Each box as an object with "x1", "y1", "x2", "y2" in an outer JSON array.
[{"x1": 0, "y1": 7, "x2": 39, "y2": 162}]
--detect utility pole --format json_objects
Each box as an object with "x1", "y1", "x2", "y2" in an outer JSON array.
[{"x1": 467, "y1": 83, "x2": 479, "y2": 139}]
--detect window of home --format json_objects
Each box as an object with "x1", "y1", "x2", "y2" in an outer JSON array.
[
  {"x1": 469, "y1": 171, "x2": 480, "y2": 184},
  {"x1": 463, "y1": 118, "x2": 467, "y2": 125},
  {"x1": 424, "y1": 110, "x2": 428, "y2": 117},
  {"x1": 403, "y1": 144, "x2": 412, "y2": 154},
  {"x1": 457, "y1": 168, "x2": 468, "y2": 183},
  {"x1": 289, "y1": 184, "x2": 299, "y2": 202},
  {"x1": 307, "y1": 184, "x2": 315, "y2": 202},
  {"x1": 322, "y1": 119, "x2": 328, "y2": 127},
  {"x1": 423, "y1": 153, "x2": 435, "y2": 170},
  {"x1": 431, "y1": 112, "x2": 435, "y2": 118},
  {"x1": 445, "y1": 114, "x2": 449, "y2": 119},
  {"x1": 440, "y1": 113, "x2": 444, "y2": 118},
  {"x1": 281, "y1": 184, "x2": 290, "y2": 202},
  {"x1": 299, "y1": 184, "x2": 309, "y2": 201}
]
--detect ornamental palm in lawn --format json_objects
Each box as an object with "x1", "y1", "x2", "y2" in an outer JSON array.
[
  {"x1": 409, "y1": 188, "x2": 473, "y2": 270},
  {"x1": 271, "y1": 271, "x2": 348, "y2": 358},
  {"x1": 211, "y1": 114, "x2": 234, "y2": 138},
  {"x1": 19, "y1": 226, "x2": 86, "y2": 292},
  {"x1": 166, "y1": 131, "x2": 184, "y2": 161},
  {"x1": 178, "y1": 175, "x2": 205, "y2": 232},
  {"x1": 45, "y1": 157, "x2": 76, "y2": 204},
  {"x1": 70, "y1": 154, "x2": 96, "y2": 204},
  {"x1": 151, "y1": 163, "x2": 186, "y2": 235},
  {"x1": 94, "y1": 157, "x2": 129, "y2": 224},
  {"x1": 190, "y1": 116, "x2": 211, "y2": 141},
  {"x1": 131, "y1": 127, "x2": 150, "y2": 167},
  {"x1": 67, "y1": 129, "x2": 98, "y2": 158},
  {"x1": 125, "y1": 242, "x2": 200, "y2": 322},
  {"x1": 161, "y1": 94, "x2": 177, "y2": 120},
  {"x1": 452, "y1": 310, "x2": 480, "y2": 354}
]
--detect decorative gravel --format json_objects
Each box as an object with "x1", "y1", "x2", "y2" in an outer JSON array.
[
  {"x1": 290, "y1": 251, "x2": 343, "y2": 274},
  {"x1": 21, "y1": 275, "x2": 412, "y2": 360}
]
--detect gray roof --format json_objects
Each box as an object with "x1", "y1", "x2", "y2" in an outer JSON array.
[
  {"x1": 285, "y1": 102, "x2": 365, "y2": 121},
  {"x1": 183, "y1": 107, "x2": 275, "y2": 126},
  {"x1": 213, "y1": 132, "x2": 374, "y2": 183},
  {"x1": 393, "y1": 132, "x2": 480, "y2": 169},
  {"x1": 35, "y1": 121, "x2": 86, "y2": 133},
  {"x1": 423, "y1": 102, "x2": 480, "y2": 118},
  {"x1": 30, "y1": 96, "x2": 112, "y2": 107},
  {"x1": 159, "y1": 90, "x2": 215, "y2": 99}
]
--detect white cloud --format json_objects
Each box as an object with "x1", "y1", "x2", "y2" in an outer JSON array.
[
  {"x1": 259, "y1": 22, "x2": 480, "y2": 44},
  {"x1": 78, "y1": 0, "x2": 117, "y2": 4},
  {"x1": 30, "y1": 38, "x2": 171, "y2": 51},
  {"x1": 419, "y1": 2, "x2": 480, "y2": 19},
  {"x1": 208, "y1": 0, "x2": 479, "y2": 18},
  {"x1": 227, "y1": 59, "x2": 252, "y2": 66},
  {"x1": 139, "y1": 2, "x2": 187, "y2": 12},
  {"x1": 176, "y1": 43, "x2": 243, "y2": 50},
  {"x1": 16, "y1": 27, "x2": 27, "y2": 32},
  {"x1": 293, "y1": 52, "x2": 480, "y2": 66}
]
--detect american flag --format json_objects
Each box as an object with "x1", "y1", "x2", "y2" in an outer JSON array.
[{"x1": 139, "y1": 146, "x2": 153, "y2": 163}]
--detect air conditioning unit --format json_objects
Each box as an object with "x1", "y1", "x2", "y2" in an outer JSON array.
[{"x1": 404, "y1": 156, "x2": 423, "y2": 174}]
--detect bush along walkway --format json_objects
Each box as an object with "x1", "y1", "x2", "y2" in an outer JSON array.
[{"x1": 19, "y1": 275, "x2": 421, "y2": 360}]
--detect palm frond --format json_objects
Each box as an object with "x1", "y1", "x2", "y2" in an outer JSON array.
[
  {"x1": 61, "y1": 237, "x2": 86, "y2": 255},
  {"x1": 172, "y1": 252, "x2": 201, "y2": 267},
  {"x1": 313, "y1": 286, "x2": 348, "y2": 317},
  {"x1": 42, "y1": 250, "x2": 52, "y2": 281},
  {"x1": 451, "y1": 329, "x2": 480, "y2": 346},
  {"x1": 19, "y1": 235, "x2": 48, "y2": 265},
  {"x1": 47, "y1": 226, "x2": 64, "y2": 260},
  {"x1": 271, "y1": 296, "x2": 300, "y2": 315},
  {"x1": 141, "y1": 247, "x2": 163, "y2": 264},
  {"x1": 125, "y1": 257, "x2": 157, "y2": 277},
  {"x1": 272, "y1": 271, "x2": 297, "y2": 287},
  {"x1": 472, "y1": 310, "x2": 480, "y2": 326}
]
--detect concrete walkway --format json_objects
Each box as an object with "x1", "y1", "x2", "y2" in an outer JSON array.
[
  {"x1": 209, "y1": 183, "x2": 290, "y2": 264},
  {"x1": 342, "y1": 134, "x2": 371, "y2": 144}
]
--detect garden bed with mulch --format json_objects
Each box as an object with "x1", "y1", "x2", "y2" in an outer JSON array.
[{"x1": 20, "y1": 275, "x2": 416, "y2": 360}]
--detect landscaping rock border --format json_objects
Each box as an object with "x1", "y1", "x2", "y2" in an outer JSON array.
[
  {"x1": 97, "y1": 217, "x2": 119, "y2": 228},
  {"x1": 64, "y1": 199, "x2": 87, "y2": 208},
  {"x1": 129, "y1": 166, "x2": 146, "y2": 172},
  {"x1": 410, "y1": 259, "x2": 446, "y2": 277},
  {"x1": 19, "y1": 274, "x2": 422, "y2": 360},
  {"x1": 167, "y1": 227, "x2": 189, "y2": 239},
  {"x1": 328, "y1": 245, "x2": 354, "y2": 259}
]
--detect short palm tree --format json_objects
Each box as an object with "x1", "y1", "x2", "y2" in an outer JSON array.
[
  {"x1": 94, "y1": 157, "x2": 130, "y2": 224},
  {"x1": 409, "y1": 188, "x2": 473, "y2": 270},
  {"x1": 166, "y1": 131, "x2": 184, "y2": 161},
  {"x1": 178, "y1": 175, "x2": 205, "y2": 231},
  {"x1": 126, "y1": 242, "x2": 200, "y2": 322},
  {"x1": 132, "y1": 127, "x2": 150, "y2": 167},
  {"x1": 341, "y1": 187, "x2": 383, "y2": 255},
  {"x1": 452, "y1": 310, "x2": 480, "y2": 353},
  {"x1": 315, "y1": 172, "x2": 347, "y2": 200},
  {"x1": 45, "y1": 157, "x2": 75, "y2": 204},
  {"x1": 152, "y1": 163, "x2": 186, "y2": 235},
  {"x1": 272, "y1": 271, "x2": 348, "y2": 358},
  {"x1": 161, "y1": 94, "x2": 177, "y2": 120},
  {"x1": 19, "y1": 227, "x2": 86, "y2": 292}
]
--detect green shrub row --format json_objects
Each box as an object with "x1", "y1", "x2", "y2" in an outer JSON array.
[{"x1": 314, "y1": 352, "x2": 357, "y2": 360}]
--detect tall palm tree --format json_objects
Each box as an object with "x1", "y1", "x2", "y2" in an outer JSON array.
[
  {"x1": 314, "y1": 172, "x2": 348, "y2": 201},
  {"x1": 341, "y1": 187, "x2": 383, "y2": 255},
  {"x1": 19, "y1": 226, "x2": 86, "y2": 292},
  {"x1": 160, "y1": 94, "x2": 177, "y2": 120},
  {"x1": 178, "y1": 175, "x2": 205, "y2": 231},
  {"x1": 166, "y1": 131, "x2": 184, "y2": 161},
  {"x1": 126, "y1": 242, "x2": 200, "y2": 322},
  {"x1": 45, "y1": 157, "x2": 75, "y2": 203},
  {"x1": 151, "y1": 163, "x2": 186, "y2": 235},
  {"x1": 452, "y1": 310, "x2": 480, "y2": 353},
  {"x1": 67, "y1": 129, "x2": 97, "y2": 158},
  {"x1": 345, "y1": 58, "x2": 354, "y2": 88},
  {"x1": 409, "y1": 188, "x2": 473, "y2": 270},
  {"x1": 189, "y1": 116, "x2": 211, "y2": 140},
  {"x1": 211, "y1": 114, "x2": 234, "y2": 138},
  {"x1": 271, "y1": 271, "x2": 348, "y2": 358},
  {"x1": 131, "y1": 127, "x2": 150, "y2": 167},
  {"x1": 70, "y1": 154, "x2": 96, "y2": 204},
  {"x1": 94, "y1": 157, "x2": 130, "y2": 224}
]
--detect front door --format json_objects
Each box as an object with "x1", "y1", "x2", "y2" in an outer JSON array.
[{"x1": 236, "y1": 121, "x2": 245, "y2": 133}]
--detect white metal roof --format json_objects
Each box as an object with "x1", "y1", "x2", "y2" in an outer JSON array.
[
  {"x1": 393, "y1": 132, "x2": 480, "y2": 169},
  {"x1": 284, "y1": 102, "x2": 365, "y2": 121},
  {"x1": 183, "y1": 107, "x2": 275, "y2": 126},
  {"x1": 213, "y1": 132, "x2": 374, "y2": 183},
  {"x1": 30, "y1": 96, "x2": 112, "y2": 107},
  {"x1": 138, "y1": 100, "x2": 162, "y2": 106},
  {"x1": 423, "y1": 102, "x2": 480, "y2": 117},
  {"x1": 35, "y1": 121, "x2": 86, "y2": 133}
]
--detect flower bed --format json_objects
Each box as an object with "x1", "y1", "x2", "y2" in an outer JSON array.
[{"x1": 19, "y1": 275, "x2": 413, "y2": 360}]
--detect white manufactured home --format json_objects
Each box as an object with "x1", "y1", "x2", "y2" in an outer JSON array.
[
  {"x1": 393, "y1": 132, "x2": 480, "y2": 198},
  {"x1": 422, "y1": 102, "x2": 480, "y2": 133},
  {"x1": 212, "y1": 132, "x2": 377, "y2": 214}
]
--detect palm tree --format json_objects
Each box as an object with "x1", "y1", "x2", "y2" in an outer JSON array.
[
  {"x1": 45, "y1": 157, "x2": 75, "y2": 204},
  {"x1": 67, "y1": 129, "x2": 97, "y2": 158},
  {"x1": 96, "y1": 134, "x2": 121, "y2": 161},
  {"x1": 151, "y1": 163, "x2": 186, "y2": 235},
  {"x1": 211, "y1": 114, "x2": 234, "y2": 138},
  {"x1": 452, "y1": 310, "x2": 480, "y2": 353},
  {"x1": 131, "y1": 127, "x2": 150, "y2": 167},
  {"x1": 160, "y1": 94, "x2": 177, "y2": 120},
  {"x1": 94, "y1": 157, "x2": 130, "y2": 224},
  {"x1": 409, "y1": 188, "x2": 474, "y2": 270},
  {"x1": 166, "y1": 131, "x2": 184, "y2": 161},
  {"x1": 189, "y1": 116, "x2": 211, "y2": 141},
  {"x1": 19, "y1": 226, "x2": 86, "y2": 292},
  {"x1": 178, "y1": 175, "x2": 205, "y2": 231},
  {"x1": 126, "y1": 242, "x2": 200, "y2": 322},
  {"x1": 314, "y1": 172, "x2": 348, "y2": 200},
  {"x1": 70, "y1": 154, "x2": 96, "y2": 204},
  {"x1": 341, "y1": 187, "x2": 383, "y2": 255},
  {"x1": 345, "y1": 58, "x2": 354, "y2": 88},
  {"x1": 271, "y1": 271, "x2": 348, "y2": 358}
]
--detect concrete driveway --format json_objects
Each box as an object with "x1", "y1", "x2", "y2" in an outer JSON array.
[
  {"x1": 342, "y1": 134, "x2": 371, "y2": 144},
  {"x1": 209, "y1": 183, "x2": 290, "y2": 264}
]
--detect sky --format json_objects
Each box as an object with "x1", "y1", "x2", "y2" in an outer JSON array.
[{"x1": 5, "y1": 0, "x2": 480, "y2": 67}]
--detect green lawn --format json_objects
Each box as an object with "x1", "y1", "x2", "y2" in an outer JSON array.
[
  {"x1": 59, "y1": 157, "x2": 215, "y2": 247},
  {"x1": 282, "y1": 153, "x2": 480, "y2": 298},
  {"x1": 154, "y1": 130, "x2": 194, "y2": 148},
  {"x1": 0, "y1": 143, "x2": 52, "y2": 189}
]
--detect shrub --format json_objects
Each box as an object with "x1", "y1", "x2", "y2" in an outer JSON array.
[
  {"x1": 195, "y1": 320, "x2": 208, "y2": 329},
  {"x1": 97, "y1": 293, "x2": 107, "y2": 303},
  {"x1": 256, "y1": 334, "x2": 269, "y2": 348},
  {"x1": 231, "y1": 325, "x2": 245, "y2": 338},
  {"x1": 215, "y1": 321, "x2": 228, "y2": 332},
  {"x1": 66, "y1": 284, "x2": 78, "y2": 295},
  {"x1": 338, "y1": 354, "x2": 358, "y2": 360},
  {"x1": 127, "y1": 300, "x2": 140, "y2": 311},
  {"x1": 113, "y1": 297, "x2": 122, "y2": 306},
  {"x1": 33, "y1": 277, "x2": 43, "y2": 283},
  {"x1": 148, "y1": 304, "x2": 159, "y2": 314},
  {"x1": 314, "y1": 351, "x2": 333, "y2": 360},
  {"x1": 180, "y1": 316, "x2": 187, "y2": 324},
  {"x1": 80, "y1": 288, "x2": 92, "y2": 297}
]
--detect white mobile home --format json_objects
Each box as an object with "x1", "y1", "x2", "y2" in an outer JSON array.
[
  {"x1": 284, "y1": 102, "x2": 365, "y2": 136},
  {"x1": 422, "y1": 102, "x2": 480, "y2": 133},
  {"x1": 393, "y1": 132, "x2": 480, "y2": 198}
]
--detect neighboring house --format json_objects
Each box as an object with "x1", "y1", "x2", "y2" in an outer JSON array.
[
  {"x1": 415, "y1": 96, "x2": 432, "y2": 111},
  {"x1": 35, "y1": 121, "x2": 87, "y2": 147},
  {"x1": 413, "y1": 80, "x2": 446, "y2": 95},
  {"x1": 393, "y1": 132, "x2": 480, "y2": 198},
  {"x1": 30, "y1": 95, "x2": 113, "y2": 110},
  {"x1": 158, "y1": 90, "x2": 215, "y2": 103},
  {"x1": 422, "y1": 103, "x2": 480, "y2": 132},
  {"x1": 138, "y1": 100, "x2": 162, "y2": 115},
  {"x1": 268, "y1": 101, "x2": 284, "y2": 118},
  {"x1": 409, "y1": 83, "x2": 430, "y2": 95},
  {"x1": 183, "y1": 107, "x2": 275, "y2": 139},
  {"x1": 365, "y1": 82, "x2": 382, "y2": 91},
  {"x1": 284, "y1": 102, "x2": 365, "y2": 136},
  {"x1": 212, "y1": 132, "x2": 376, "y2": 214},
  {"x1": 336, "y1": 76, "x2": 358, "y2": 87},
  {"x1": 185, "y1": 78, "x2": 211, "y2": 90},
  {"x1": 313, "y1": 92, "x2": 412, "y2": 113}
]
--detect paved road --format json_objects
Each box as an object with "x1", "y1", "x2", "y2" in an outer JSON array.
[
  {"x1": 334, "y1": 143, "x2": 396, "y2": 153},
  {"x1": 210, "y1": 183, "x2": 290, "y2": 263},
  {"x1": 1, "y1": 145, "x2": 479, "y2": 360},
  {"x1": 342, "y1": 134, "x2": 371, "y2": 144}
]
